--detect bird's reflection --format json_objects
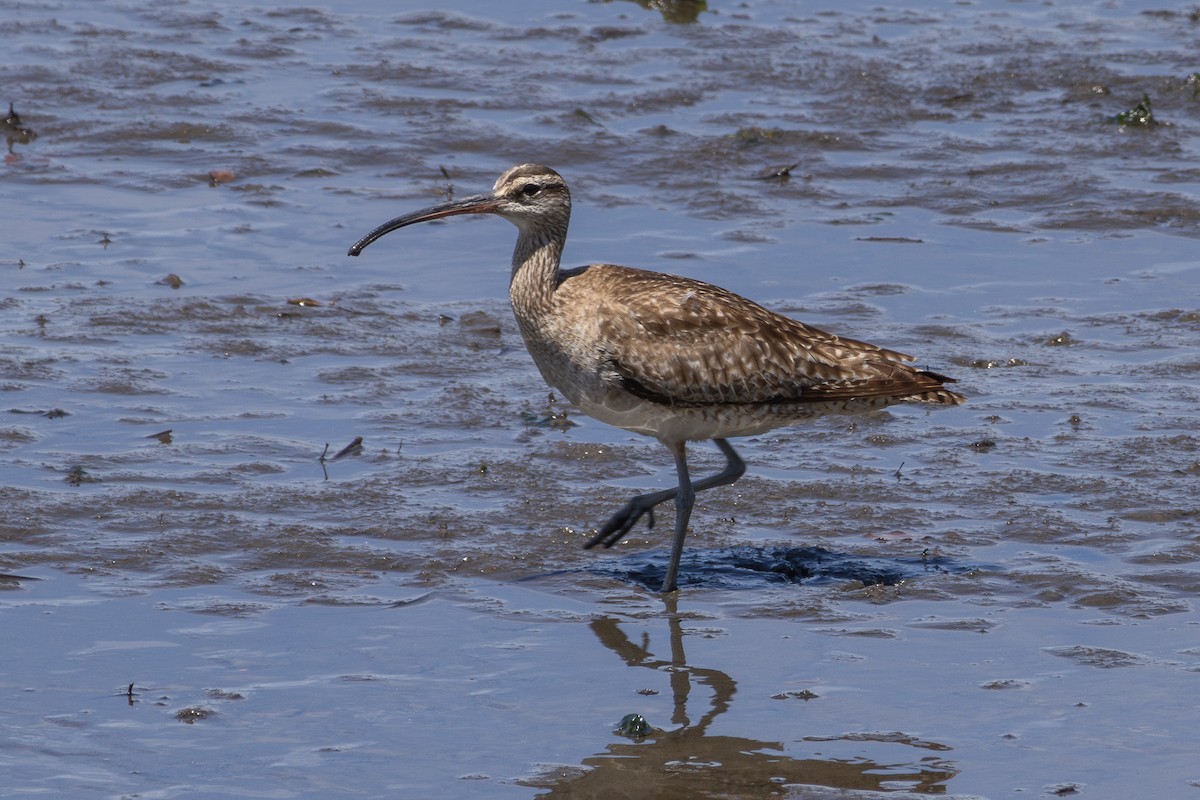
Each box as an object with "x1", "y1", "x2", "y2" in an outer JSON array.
[
  {"x1": 528, "y1": 595, "x2": 958, "y2": 798},
  {"x1": 591, "y1": 597, "x2": 733, "y2": 734}
]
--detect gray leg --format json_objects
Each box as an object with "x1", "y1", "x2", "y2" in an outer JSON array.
[
  {"x1": 661, "y1": 440, "x2": 695, "y2": 593},
  {"x1": 584, "y1": 439, "x2": 747, "y2": 589}
]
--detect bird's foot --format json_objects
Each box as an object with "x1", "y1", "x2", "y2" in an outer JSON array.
[{"x1": 583, "y1": 494, "x2": 665, "y2": 550}]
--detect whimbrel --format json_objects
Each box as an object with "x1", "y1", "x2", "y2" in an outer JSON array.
[{"x1": 348, "y1": 164, "x2": 965, "y2": 592}]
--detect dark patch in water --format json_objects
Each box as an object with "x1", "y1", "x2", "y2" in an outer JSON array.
[{"x1": 599, "y1": 545, "x2": 967, "y2": 590}]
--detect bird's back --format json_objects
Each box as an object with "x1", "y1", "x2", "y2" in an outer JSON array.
[
  {"x1": 509, "y1": 264, "x2": 962, "y2": 441},
  {"x1": 563, "y1": 265, "x2": 956, "y2": 396}
]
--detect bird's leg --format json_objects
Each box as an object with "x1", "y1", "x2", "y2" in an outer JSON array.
[
  {"x1": 661, "y1": 440, "x2": 695, "y2": 593},
  {"x1": 585, "y1": 486, "x2": 675, "y2": 545},
  {"x1": 584, "y1": 439, "x2": 747, "y2": 583}
]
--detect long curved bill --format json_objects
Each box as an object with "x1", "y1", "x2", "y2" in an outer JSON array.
[{"x1": 347, "y1": 192, "x2": 502, "y2": 256}]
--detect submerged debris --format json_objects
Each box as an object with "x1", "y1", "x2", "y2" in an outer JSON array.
[
  {"x1": 438, "y1": 165, "x2": 455, "y2": 200},
  {"x1": 8, "y1": 408, "x2": 70, "y2": 418},
  {"x1": 753, "y1": 161, "x2": 802, "y2": 181},
  {"x1": 618, "y1": 0, "x2": 706, "y2": 24},
  {"x1": 3, "y1": 102, "x2": 37, "y2": 155},
  {"x1": 521, "y1": 392, "x2": 576, "y2": 431},
  {"x1": 970, "y1": 358, "x2": 1029, "y2": 368},
  {"x1": 570, "y1": 108, "x2": 601, "y2": 126},
  {"x1": 732, "y1": 126, "x2": 786, "y2": 146},
  {"x1": 1113, "y1": 93, "x2": 1158, "y2": 127},
  {"x1": 174, "y1": 707, "x2": 215, "y2": 724},
  {"x1": 321, "y1": 436, "x2": 364, "y2": 463},
  {"x1": 855, "y1": 236, "x2": 924, "y2": 244},
  {"x1": 1044, "y1": 331, "x2": 1076, "y2": 346},
  {"x1": 614, "y1": 713, "x2": 652, "y2": 738},
  {"x1": 0, "y1": 573, "x2": 41, "y2": 584},
  {"x1": 65, "y1": 465, "x2": 97, "y2": 486},
  {"x1": 603, "y1": 545, "x2": 967, "y2": 591}
]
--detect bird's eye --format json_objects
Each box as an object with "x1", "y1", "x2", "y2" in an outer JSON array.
[{"x1": 519, "y1": 183, "x2": 541, "y2": 197}]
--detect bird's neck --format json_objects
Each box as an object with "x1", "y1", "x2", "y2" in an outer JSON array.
[{"x1": 508, "y1": 226, "x2": 564, "y2": 321}]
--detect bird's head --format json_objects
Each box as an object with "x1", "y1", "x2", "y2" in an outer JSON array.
[{"x1": 347, "y1": 163, "x2": 571, "y2": 256}]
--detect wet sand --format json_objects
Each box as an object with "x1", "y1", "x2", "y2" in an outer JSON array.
[{"x1": 3, "y1": 0, "x2": 1199, "y2": 797}]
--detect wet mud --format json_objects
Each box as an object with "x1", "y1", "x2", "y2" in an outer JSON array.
[{"x1": 3, "y1": 0, "x2": 1199, "y2": 797}]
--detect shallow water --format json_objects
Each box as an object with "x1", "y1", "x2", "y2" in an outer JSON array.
[{"x1": 3, "y1": 0, "x2": 1199, "y2": 797}]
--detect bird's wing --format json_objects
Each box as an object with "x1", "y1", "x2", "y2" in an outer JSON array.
[{"x1": 564, "y1": 265, "x2": 943, "y2": 408}]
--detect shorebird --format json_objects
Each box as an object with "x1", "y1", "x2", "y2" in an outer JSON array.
[{"x1": 348, "y1": 164, "x2": 965, "y2": 592}]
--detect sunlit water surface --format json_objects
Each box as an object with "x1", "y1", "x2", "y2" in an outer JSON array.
[{"x1": 3, "y1": 0, "x2": 1199, "y2": 797}]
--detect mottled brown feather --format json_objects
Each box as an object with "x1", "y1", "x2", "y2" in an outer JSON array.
[{"x1": 554, "y1": 264, "x2": 961, "y2": 410}]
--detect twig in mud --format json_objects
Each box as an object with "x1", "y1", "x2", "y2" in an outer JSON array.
[
  {"x1": 388, "y1": 592, "x2": 434, "y2": 608},
  {"x1": 318, "y1": 437, "x2": 364, "y2": 465},
  {"x1": 855, "y1": 236, "x2": 924, "y2": 244},
  {"x1": 754, "y1": 161, "x2": 802, "y2": 181},
  {"x1": 331, "y1": 436, "x2": 364, "y2": 461}
]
